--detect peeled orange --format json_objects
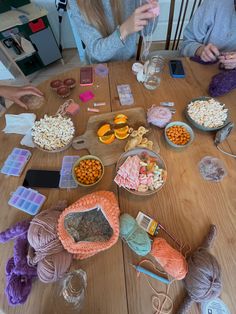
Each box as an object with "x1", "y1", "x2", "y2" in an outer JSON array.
[
  {"x1": 114, "y1": 114, "x2": 128, "y2": 121},
  {"x1": 99, "y1": 133, "x2": 115, "y2": 144},
  {"x1": 114, "y1": 132, "x2": 130, "y2": 140},
  {"x1": 97, "y1": 124, "x2": 111, "y2": 137}
]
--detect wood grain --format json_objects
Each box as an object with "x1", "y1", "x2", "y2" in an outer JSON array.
[
  {"x1": 0, "y1": 60, "x2": 235, "y2": 314},
  {"x1": 108, "y1": 59, "x2": 236, "y2": 314},
  {"x1": 73, "y1": 107, "x2": 160, "y2": 166}
]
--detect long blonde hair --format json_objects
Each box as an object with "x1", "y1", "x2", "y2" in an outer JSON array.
[{"x1": 76, "y1": 0, "x2": 123, "y2": 36}]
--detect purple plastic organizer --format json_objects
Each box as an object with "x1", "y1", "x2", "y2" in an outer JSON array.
[
  {"x1": 8, "y1": 186, "x2": 46, "y2": 215},
  {"x1": 1, "y1": 148, "x2": 31, "y2": 176},
  {"x1": 59, "y1": 155, "x2": 79, "y2": 189}
]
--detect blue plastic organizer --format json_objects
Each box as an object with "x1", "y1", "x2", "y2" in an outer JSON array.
[
  {"x1": 8, "y1": 186, "x2": 46, "y2": 215},
  {"x1": 1, "y1": 148, "x2": 31, "y2": 176},
  {"x1": 59, "y1": 155, "x2": 79, "y2": 189}
]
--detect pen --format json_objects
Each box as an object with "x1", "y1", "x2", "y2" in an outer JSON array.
[{"x1": 130, "y1": 264, "x2": 170, "y2": 285}]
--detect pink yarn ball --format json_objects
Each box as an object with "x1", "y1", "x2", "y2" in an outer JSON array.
[
  {"x1": 27, "y1": 203, "x2": 72, "y2": 283},
  {"x1": 147, "y1": 105, "x2": 172, "y2": 128}
]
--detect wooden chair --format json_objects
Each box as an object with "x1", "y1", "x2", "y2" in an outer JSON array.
[
  {"x1": 165, "y1": 0, "x2": 203, "y2": 51},
  {"x1": 136, "y1": 0, "x2": 203, "y2": 60}
]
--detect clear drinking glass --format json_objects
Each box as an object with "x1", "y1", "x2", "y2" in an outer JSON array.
[
  {"x1": 144, "y1": 56, "x2": 164, "y2": 90},
  {"x1": 55, "y1": 269, "x2": 87, "y2": 312}
]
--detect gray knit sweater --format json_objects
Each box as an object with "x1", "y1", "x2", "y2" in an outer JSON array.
[
  {"x1": 180, "y1": 0, "x2": 236, "y2": 57},
  {"x1": 68, "y1": 0, "x2": 156, "y2": 63}
]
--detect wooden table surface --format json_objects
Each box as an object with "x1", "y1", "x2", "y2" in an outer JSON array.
[{"x1": 0, "y1": 59, "x2": 235, "y2": 314}]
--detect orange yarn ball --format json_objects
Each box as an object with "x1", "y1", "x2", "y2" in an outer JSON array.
[{"x1": 150, "y1": 238, "x2": 188, "y2": 280}]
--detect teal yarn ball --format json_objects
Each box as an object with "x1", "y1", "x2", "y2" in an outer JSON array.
[{"x1": 119, "y1": 213, "x2": 151, "y2": 256}]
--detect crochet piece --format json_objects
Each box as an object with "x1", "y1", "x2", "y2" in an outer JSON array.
[
  {"x1": 209, "y1": 69, "x2": 236, "y2": 97},
  {"x1": 64, "y1": 209, "x2": 113, "y2": 242},
  {"x1": 0, "y1": 219, "x2": 37, "y2": 306},
  {"x1": 58, "y1": 191, "x2": 120, "y2": 260},
  {"x1": 190, "y1": 56, "x2": 218, "y2": 65}
]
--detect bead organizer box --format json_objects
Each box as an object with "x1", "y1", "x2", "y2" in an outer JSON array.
[
  {"x1": 59, "y1": 156, "x2": 80, "y2": 189},
  {"x1": 1, "y1": 148, "x2": 31, "y2": 176},
  {"x1": 8, "y1": 186, "x2": 46, "y2": 215}
]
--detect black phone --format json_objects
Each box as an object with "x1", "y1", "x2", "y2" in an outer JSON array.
[
  {"x1": 23, "y1": 169, "x2": 60, "y2": 188},
  {"x1": 169, "y1": 60, "x2": 185, "y2": 78}
]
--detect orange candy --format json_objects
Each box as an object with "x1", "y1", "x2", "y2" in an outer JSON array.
[{"x1": 166, "y1": 125, "x2": 190, "y2": 145}]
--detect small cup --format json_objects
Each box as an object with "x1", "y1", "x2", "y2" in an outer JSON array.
[
  {"x1": 63, "y1": 78, "x2": 76, "y2": 89},
  {"x1": 50, "y1": 80, "x2": 64, "y2": 91},
  {"x1": 57, "y1": 86, "x2": 71, "y2": 98}
]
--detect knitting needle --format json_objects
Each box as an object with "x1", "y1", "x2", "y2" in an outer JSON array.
[
  {"x1": 130, "y1": 264, "x2": 170, "y2": 285},
  {"x1": 158, "y1": 224, "x2": 181, "y2": 247}
]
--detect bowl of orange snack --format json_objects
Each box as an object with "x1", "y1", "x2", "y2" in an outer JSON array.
[
  {"x1": 73, "y1": 155, "x2": 104, "y2": 187},
  {"x1": 164, "y1": 121, "x2": 194, "y2": 149}
]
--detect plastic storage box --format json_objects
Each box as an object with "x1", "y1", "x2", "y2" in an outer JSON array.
[
  {"x1": 1, "y1": 148, "x2": 31, "y2": 176},
  {"x1": 59, "y1": 155, "x2": 79, "y2": 189},
  {"x1": 8, "y1": 186, "x2": 46, "y2": 215}
]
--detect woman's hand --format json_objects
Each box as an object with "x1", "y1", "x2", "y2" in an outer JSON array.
[
  {"x1": 120, "y1": 2, "x2": 158, "y2": 40},
  {"x1": 196, "y1": 43, "x2": 220, "y2": 62},
  {"x1": 0, "y1": 85, "x2": 43, "y2": 109},
  {"x1": 219, "y1": 52, "x2": 236, "y2": 70}
]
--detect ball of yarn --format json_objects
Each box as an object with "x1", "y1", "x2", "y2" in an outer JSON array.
[
  {"x1": 28, "y1": 205, "x2": 72, "y2": 283},
  {"x1": 5, "y1": 272, "x2": 32, "y2": 305},
  {"x1": 37, "y1": 251, "x2": 72, "y2": 283},
  {"x1": 120, "y1": 214, "x2": 151, "y2": 256},
  {"x1": 150, "y1": 237, "x2": 188, "y2": 280},
  {"x1": 184, "y1": 249, "x2": 222, "y2": 303},
  {"x1": 147, "y1": 105, "x2": 172, "y2": 128}
]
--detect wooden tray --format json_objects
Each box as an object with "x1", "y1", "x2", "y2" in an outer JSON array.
[{"x1": 72, "y1": 107, "x2": 160, "y2": 166}]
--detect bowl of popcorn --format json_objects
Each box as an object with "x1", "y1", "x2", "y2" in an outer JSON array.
[
  {"x1": 32, "y1": 115, "x2": 75, "y2": 152},
  {"x1": 164, "y1": 121, "x2": 194, "y2": 149},
  {"x1": 185, "y1": 97, "x2": 229, "y2": 131},
  {"x1": 114, "y1": 148, "x2": 167, "y2": 196},
  {"x1": 72, "y1": 155, "x2": 104, "y2": 187}
]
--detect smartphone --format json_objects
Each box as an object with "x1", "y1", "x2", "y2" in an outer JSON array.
[
  {"x1": 23, "y1": 170, "x2": 60, "y2": 188},
  {"x1": 117, "y1": 84, "x2": 134, "y2": 106},
  {"x1": 169, "y1": 60, "x2": 185, "y2": 78},
  {"x1": 80, "y1": 67, "x2": 93, "y2": 86}
]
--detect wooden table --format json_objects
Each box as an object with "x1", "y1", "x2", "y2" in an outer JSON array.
[{"x1": 0, "y1": 59, "x2": 235, "y2": 314}]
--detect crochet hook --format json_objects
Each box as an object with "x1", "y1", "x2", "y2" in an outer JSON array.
[{"x1": 130, "y1": 264, "x2": 170, "y2": 285}]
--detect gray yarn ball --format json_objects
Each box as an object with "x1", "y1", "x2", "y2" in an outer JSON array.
[{"x1": 184, "y1": 248, "x2": 222, "y2": 303}]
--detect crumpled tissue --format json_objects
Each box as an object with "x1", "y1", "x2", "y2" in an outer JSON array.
[{"x1": 3, "y1": 113, "x2": 36, "y2": 147}]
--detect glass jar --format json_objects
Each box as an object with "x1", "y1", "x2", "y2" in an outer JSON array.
[
  {"x1": 54, "y1": 269, "x2": 87, "y2": 313},
  {"x1": 144, "y1": 56, "x2": 164, "y2": 90}
]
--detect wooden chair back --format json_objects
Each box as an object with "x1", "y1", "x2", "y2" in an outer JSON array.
[{"x1": 166, "y1": 0, "x2": 203, "y2": 50}]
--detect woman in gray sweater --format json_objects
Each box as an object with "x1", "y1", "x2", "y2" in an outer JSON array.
[
  {"x1": 68, "y1": 0, "x2": 158, "y2": 63},
  {"x1": 180, "y1": 0, "x2": 236, "y2": 69}
]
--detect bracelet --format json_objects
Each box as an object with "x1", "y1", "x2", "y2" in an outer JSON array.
[{"x1": 116, "y1": 25, "x2": 126, "y2": 45}]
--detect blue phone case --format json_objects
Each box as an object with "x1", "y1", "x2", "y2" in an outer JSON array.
[{"x1": 169, "y1": 60, "x2": 185, "y2": 78}]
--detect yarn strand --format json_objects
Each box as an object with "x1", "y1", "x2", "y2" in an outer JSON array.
[{"x1": 137, "y1": 259, "x2": 173, "y2": 314}]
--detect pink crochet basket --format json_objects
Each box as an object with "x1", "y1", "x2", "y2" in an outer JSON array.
[{"x1": 57, "y1": 191, "x2": 120, "y2": 259}]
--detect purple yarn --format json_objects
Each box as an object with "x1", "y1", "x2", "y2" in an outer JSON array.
[
  {"x1": 0, "y1": 219, "x2": 37, "y2": 306},
  {"x1": 0, "y1": 219, "x2": 30, "y2": 242},
  {"x1": 190, "y1": 56, "x2": 218, "y2": 65},
  {"x1": 209, "y1": 69, "x2": 236, "y2": 97},
  {"x1": 5, "y1": 273, "x2": 33, "y2": 305}
]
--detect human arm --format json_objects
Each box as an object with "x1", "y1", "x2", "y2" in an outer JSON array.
[
  {"x1": 68, "y1": 0, "x2": 156, "y2": 62},
  {"x1": 180, "y1": 0, "x2": 218, "y2": 58},
  {"x1": 0, "y1": 85, "x2": 43, "y2": 109}
]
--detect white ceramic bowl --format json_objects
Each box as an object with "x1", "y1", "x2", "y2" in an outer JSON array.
[{"x1": 164, "y1": 121, "x2": 194, "y2": 148}]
